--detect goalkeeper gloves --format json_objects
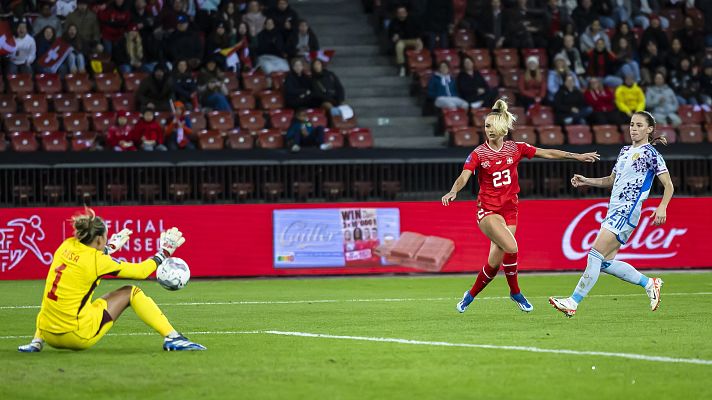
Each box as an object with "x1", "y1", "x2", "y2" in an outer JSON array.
[
  {"x1": 153, "y1": 227, "x2": 186, "y2": 264},
  {"x1": 104, "y1": 229, "x2": 133, "y2": 255}
]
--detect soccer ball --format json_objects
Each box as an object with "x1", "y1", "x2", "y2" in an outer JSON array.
[{"x1": 156, "y1": 257, "x2": 190, "y2": 291}]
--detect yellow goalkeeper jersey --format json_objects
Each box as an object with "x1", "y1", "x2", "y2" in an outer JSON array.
[{"x1": 37, "y1": 238, "x2": 158, "y2": 334}]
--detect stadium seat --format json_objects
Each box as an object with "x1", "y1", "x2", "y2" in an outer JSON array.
[
  {"x1": 82, "y1": 93, "x2": 109, "y2": 112},
  {"x1": 91, "y1": 112, "x2": 116, "y2": 132},
  {"x1": 493, "y1": 48, "x2": 520, "y2": 69},
  {"x1": 543, "y1": 177, "x2": 565, "y2": 195},
  {"x1": 154, "y1": 111, "x2": 172, "y2": 126},
  {"x1": 521, "y1": 48, "x2": 548, "y2": 69},
  {"x1": 529, "y1": 105, "x2": 555, "y2": 126},
  {"x1": 512, "y1": 125, "x2": 537, "y2": 145},
  {"x1": 106, "y1": 184, "x2": 128, "y2": 203},
  {"x1": 451, "y1": 126, "x2": 479, "y2": 147},
  {"x1": 0, "y1": 94, "x2": 16, "y2": 113},
  {"x1": 452, "y1": 29, "x2": 475, "y2": 49},
  {"x1": 479, "y1": 69, "x2": 500, "y2": 88},
  {"x1": 109, "y1": 93, "x2": 135, "y2": 112},
  {"x1": 201, "y1": 183, "x2": 223, "y2": 202},
  {"x1": 442, "y1": 108, "x2": 469, "y2": 129},
  {"x1": 687, "y1": 8, "x2": 705, "y2": 30},
  {"x1": 229, "y1": 91, "x2": 256, "y2": 110},
  {"x1": 324, "y1": 128, "x2": 345, "y2": 148},
  {"x1": 125, "y1": 112, "x2": 141, "y2": 126},
  {"x1": 677, "y1": 124, "x2": 703, "y2": 144},
  {"x1": 5, "y1": 113, "x2": 31, "y2": 132},
  {"x1": 169, "y1": 183, "x2": 191, "y2": 203},
  {"x1": 62, "y1": 113, "x2": 90, "y2": 132},
  {"x1": 381, "y1": 180, "x2": 401, "y2": 200},
  {"x1": 685, "y1": 176, "x2": 710, "y2": 194},
  {"x1": 43, "y1": 185, "x2": 64, "y2": 203},
  {"x1": 94, "y1": 72, "x2": 122, "y2": 93},
  {"x1": 322, "y1": 181, "x2": 344, "y2": 200},
  {"x1": 592, "y1": 125, "x2": 621, "y2": 144},
  {"x1": 256, "y1": 129, "x2": 284, "y2": 149},
  {"x1": 209, "y1": 110, "x2": 237, "y2": 130},
  {"x1": 566, "y1": 125, "x2": 593, "y2": 145},
  {"x1": 197, "y1": 130, "x2": 225, "y2": 150},
  {"x1": 262, "y1": 182, "x2": 284, "y2": 201},
  {"x1": 231, "y1": 182, "x2": 255, "y2": 201},
  {"x1": 678, "y1": 105, "x2": 704, "y2": 124},
  {"x1": 619, "y1": 124, "x2": 632, "y2": 144},
  {"x1": 257, "y1": 90, "x2": 285, "y2": 110},
  {"x1": 462, "y1": 49, "x2": 491, "y2": 70},
  {"x1": 270, "y1": 71, "x2": 288, "y2": 90},
  {"x1": 237, "y1": 109, "x2": 265, "y2": 131},
  {"x1": 657, "y1": 125, "x2": 677, "y2": 144},
  {"x1": 138, "y1": 183, "x2": 160, "y2": 203},
  {"x1": 292, "y1": 181, "x2": 314, "y2": 201},
  {"x1": 32, "y1": 113, "x2": 60, "y2": 132},
  {"x1": 509, "y1": 106, "x2": 528, "y2": 125},
  {"x1": 415, "y1": 69, "x2": 433, "y2": 91},
  {"x1": 13, "y1": 185, "x2": 33, "y2": 203},
  {"x1": 537, "y1": 125, "x2": 564, "y2": 145},
  {"x1": 8, "y1": 74, "x2": 34, "y2": 94},
  {"x1": 186, "y1": 111, "x2": 207, "y2": 131},
  {"x1": 70, "y1": 131, "x2": 98, "y2": 151},
  {"x1": 500, "y1": 68, "x2": 522, "y2": 89},
  {"x1": 269, "y1": 109, "x2": 295, "y2": 131},
  {"x1": 406, "y1": 49, "x2": 432, "y2": 72},
  {"x1": 0, "y1": 133, "x2": 5, "y2": 151},
  {"x1": 122, "y1": 72, "x2": 148, "y2": 92},
  {"x1": 470, "y1": 107, "x2": 491, "y2": 130},
  {"x1": 661, "y1": 8, "x2": 684, "y2": 31},
  {"x1": 434, "y1": 49, "x2": 461, "y2": 71},
  {"x1": 52, "y1": 94, "x2": 80, "y2": 113},
  {"x1": 242, "y1": 71, "x2": 268, "y2": 92},
  {"x1": 35, "y1": 74, "x2": 62, "y2": 94},
  {"x1": 224, "y1": 72, "x2": 240, "y2": 92},
  {"x1": 10, "y1": 131, "x2": 38, "y2": 151},
  {"x1": 348, "y1": 127, "x2": 374, "y2": 148},
  {"x1": 306, "y1": 108, "x2": 328, "y2": 127},
  {"x1": 64, "y1": 73, "x2": 93, "y2": 94},
  {"x1": 225, "y1": 129, "x2": 254, "y2": 149},
  {"x1": 21, "y1": 94, "x2": 49, "y2": 113},
  {"x1": 353, "y1": 181, "x2": 373, "y2": 199}
]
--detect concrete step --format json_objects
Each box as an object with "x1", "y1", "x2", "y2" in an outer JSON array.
[
  {"x1": 349, "y1": 96, "x2": 418, "y2": 107},
  {"x1": 346, "y1": 85, "x2": 411, "y2": 97},
  {"x1": 373, "y1": 136, "x2": 448, "y2": 149},
  {"x1": 359, "y1": 116, "x2": 438, "y2": 127},
  {"x1": 330, "y1": 45, "x2": 382, "y2": 56},
  {"x1": 292, "y1": 3, "x2": 363, "y2": 14},
  {"x1": 368, "y1": 124, "x2": 436, "y2": 138},
  {"x1": 320, "y1": 34, "x2": 379, "y2": 46},
  {"x1": 307, "y1": 15, "x2": 364, "y2": 25},
  {"x1": 340, "y1": 75, "x2": 406, "y2": 87},
  {"x1": 315, "y1": 26, "x2": 374, "y2": 36},
  {"x1": 335, "y1": 65, "x2": 397, "y2": 77},
  {"x1": 330, "y1": 55, "x2": 392, "y2": 67},
  {"x1": 353, "y1": 104, "x2": 423, "y2": 117}
]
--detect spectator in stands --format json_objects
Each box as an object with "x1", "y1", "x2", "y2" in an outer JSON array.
[
  {"x1": 611, "y1": 21, "x2": 637, "y2": 58},
  {"x1": 543, "y1": 0, "x2": 574, "y2": 46},
  {"x1": 34, "y1": 2, "x2": 63, "y2": 36},
  {"x1": 243, "y1": 0, "x2": 267, "y2": 37},
  {"x1": 665, "y1": 38, "x2": 687, "y2": 75},
  {"x1": 268, "y1": 0, "x2": 300, "y2": 41},
  {"x1": 195, "y1": 0, "x2": 220, "y2": 33},
  {"x1": 57, "y1": 0, "x2": 77, "y2": 18},
  {"x1": 205, "y1": 21, "x2": 233, "y2": 66},
  {"x1": 131, "y1": 0, "x2": 161, "y2": 67},
  {"x1": 197, "y1": 56, "x2": 232, "y2": 112},
  {"x1": 107, "y1": 111, "x2": 137, "y2": 151},
  {"x1": 388, "y1": 5, "x2": 423, "y2": 77},
  {"x1": 517, "y1": 56, "x2": 547, "y2": 110},
  {"x1": 674, "y1": 17, "x2": 703, "y2": 61},
  {"x1": 645, "y1": 71, "x2": 681, "y2": 127},
  {"x1": 547, "y1": 53, "x2": 581, "y2": 102},
  {"x1": 133, "y1": 107, "x2": 167, "y2": 151},
  {"x1": 64, "y1": 0, "x2": 101, "y2": 49},
  {"x1": 584, "y1": 76, "x2": 624, "y2": 124},
  {"x1": 286, "y1": 20, "x2": 319, "y2": 59},
  {"x1": 639, "y1": 15, "x2": 669, "y2": 55},
  {"x1": 157, "y1": 0, "x2": 185, "y2": 37},
  {"x1": 34, "y1": 26, "x2": 58, "y2": 75},
  {"x1": 617, "y1": 0, "x2": 668, "y2": 30},
  {"x1": 612, "y1": 36, "x2": 640, "y2": 82},
  {"x1": 114, "y1": 25, "x2": 146, "y2": 73},
  {"x1": 311, "y1": 59, "x2": 345, "y2": 113},
  {"x1": 572, "y1": 0, "x2": 614, "y2": 33},
  {"x1": 284, "y1": 58, "x2": 318, "y2": 109},
  {"x1": 502, "y1": 0, "x2": 538, "y2": 49},
  {"x1": 698, "y1": 59, "x2": 712, "y2": 106},
  {"x1": 615, "y1": 73, "x2": 645, "y2": 118},
  {"x1": 173, "y1": 59, "x2": 198, "y2": 107},
  {"x1": 427, "y1": 61, "x2": 468, "y2": 110},
  {"x1": 165, "y1": 13, "x2": 203, "y2": 70},
  {"x1": 286, "y1": 109, "x2": 332, "y2": 152},
  {"x1": 97, "y1": 0, "x2": 131, "y2": 56},
  {"x1": 670, "y1": 57, "x2": 701, "y2": 106},
  {"x1": 164, "y1": 101, "x2": 195, "y2": 150},
  {"x1": 556, "y1": 33, "x2": 586, "y2": 78},
  {"x1": 8, "y1": 22, "x2": 35, "y2": 75},
  {"x1": 640, "y1": 41, "x2": 665, "y2": 86},
  {"x1": 62, "y1": 24, "x2": 87, "y2": 74},
  {"x1": 553, "y1": 74, "x2": 592, "y2": 125},
  {"x1": 216, "y1": 1, "x2": 239, "y2": 39},
  {"x1": 580, "y1": 19, "x2": 610, "y2": 53},
  {"x1": 136, "y1": 64, "x2": 173, "y2": 111},
  {"x1": 586, "y1": 37, "x2": 624, "y2": 87},
  {"x1": 479, "y1": 0, "x2": 506, "y2": 50},
  {"x1": 255, "y1": 18, "x2": 290, "y2": 74},
  {"x1": 423, "y1": 0, "x2": 453, "y2": 53},
  {"x1": 457, "y1": 56, "x2": 497, "y2": 109}
]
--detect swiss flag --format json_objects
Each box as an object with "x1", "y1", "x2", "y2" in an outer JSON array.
[
  {"x1": 0, "y1": 21, "x2": 17, "y2": 56},
  {"x1": 38, "y1": 39, "x2": 73, "y2": 73}
]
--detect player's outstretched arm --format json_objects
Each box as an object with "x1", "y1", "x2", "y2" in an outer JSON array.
[
  {"x1": 651, "y1": 172, "x2": 674, "y2": 226},
  {"x1": 571, "y1": 173, "x2": 615, "y2": 189},
  {"x1": 534, "y1": 148, "x2": 600, "y2": 162},
  {"x1": 442, "y1": 169, "x2": 473, "y2": 206}
]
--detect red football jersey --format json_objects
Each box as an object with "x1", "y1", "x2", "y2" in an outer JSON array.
[{"x1": 463, "y1": 140, "x2": 537, "y2": 210}]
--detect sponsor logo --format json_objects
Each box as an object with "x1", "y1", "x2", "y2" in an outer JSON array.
[
  {"x1": 507, "y1": 157, "x2": 513, "y2": 164},
  {"x1": 482, "y1": 161, "x2": 491, "y2": 168},
  {"x1": 0, "y1": 216, "x2": 53, "y2": 273}
]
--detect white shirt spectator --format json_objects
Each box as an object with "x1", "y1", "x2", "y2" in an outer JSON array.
[
  {"x1": 197, "y1": 0, "x2": 221, "y2": 12},
  {"x1": 11, "y1": 34, "x2": 36, "y2": 66},
  {"x1": 55, "y1": 0, "x2": 77, "y2": 18}
]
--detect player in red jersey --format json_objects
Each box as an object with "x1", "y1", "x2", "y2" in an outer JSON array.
[{"x1": 442, "y1": 98, "x2": 600, "y2": 314}]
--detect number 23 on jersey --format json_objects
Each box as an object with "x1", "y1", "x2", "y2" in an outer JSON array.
[{"x1": 492, "y1": 169, "x2": 512, "y2": 187}]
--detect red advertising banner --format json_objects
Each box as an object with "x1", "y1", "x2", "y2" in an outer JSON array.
[{"x1": 0, "y1": 197, "x2": 707, "y2": 280}]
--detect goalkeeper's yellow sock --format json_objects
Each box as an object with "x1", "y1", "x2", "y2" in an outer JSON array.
[{"x1": 129, "y1": 286, "x2": 175, "y2": 337}]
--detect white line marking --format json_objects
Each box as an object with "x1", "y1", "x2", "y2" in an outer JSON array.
[
  {"x1": 0, "y1": 331, "x2": 262, "y2": 340},
  {"x1": 1, "y1": 292, "x2": 711, "y2": 310}
]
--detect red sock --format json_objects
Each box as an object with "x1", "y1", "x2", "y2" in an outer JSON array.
[
  {"x1": 469, "y1": 263, "x2": 500, "y2": 297},
  {"x1": 503, "y1": 252, "x2": 520, "y2": 295}
]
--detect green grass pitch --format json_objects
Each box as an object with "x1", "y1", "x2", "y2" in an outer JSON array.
[{"x1": 1, "y1": 272, "x2": 711, "y2": 400}]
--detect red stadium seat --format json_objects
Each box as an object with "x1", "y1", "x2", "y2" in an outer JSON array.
[
  {"x1": 529, "y1": 105, "x2": 555, "y2": 126},
  {"x1": 470, "y1": 107, "x2": 491, "y2": 130},
  {"x1": 21, "y1": 94, "x2": 49, "y2": 113},
  {"x1": 82, "y1": 93, "x2": 109, "y2": 112},
  {"x1": 434, "y1": 49, "x2": 461, "y2": 70},
  {"x1": 269, "y1": 109, "x2": 295, "y2": 131},
  {"x1": 5, "y1": 113, "x2": 31, "y2": 132},
  {"x1": 451, "y1": 126, "x2": 479, "y2": 147},
  {"x1": 677, "y1": 124, "x2": 704, "y2": 144},
  {"x1": 479, "y1": 69, "x2": 500, "y2": 88},
  {"x1": 592, "y1": 125, "x2": 621, "y2": 144},
  {"x1": 406, "y1": 49, "x2": 432, "y2": 72},
  {"x1": 122, "y1": 72, "x2": 148, "y2": 92},
  {"x1": 270, "y1": 71, "x2": 288, "y2": 90},
  {"x1": 64, "y1": 73, "x2": 92, "y2": 94},
  {"x1": 330, "y1": 113, "x2": 358, "y2": 130},
  {"x1": 197, "y1": 130, "x2": 225, "y2": 150},
  {"x1": 462, "y1": 49, "x2": 491, "y2": 70},
  {"x1": 8, "y1": 74, "x2": 34, "y2": 94},
  {"x1": 348, "y1": 127, "x2": 374, "y2": 148},
  {"x1": 62, "y1": 112, "x2": 90, "y2": 132},
  {"x1": 237, "y1": 109, "x2": 264, "y2": 131},
  {"x1": 512, "y1": 125, "x2": 537, "y2": 145},
  {"x1": 154, "y1": 111, "x2": 172, "y2": 126},
  {"x1": 94, "y1": 72, "x2": 122, "y2": 93},
  {"x1": 185, "y1": 111, "x2": 207, "y2": 131},
  {"x1": 415, "y1": 69, "x2": 433, "y2": 90},
  {"x1": 70, "y1": 131, "x2": 98, "y2": 151},
  {"x1": 566, "y1": 125, "x2": 593, "y2": 145},
  {"x1": 442, "y1": 108, "x2": 468, "y2": 129},
  {"x1": 537, "y1": 125, "x2": 564, "y2": 145},
  {"x1": 125, "y1": 112, "x2": 141, "y2": 126},
  {"x1": 521, "y1": 48, "x2": 548, "y2": 69},
  {"x1": 619, "y1": 124, "x2": 632, "y2": 144},
  {"x1": 35, "y1": 74, "x2": 62, "y2": 94},
  {"x1": 242, "y1": 71, "x2": 268, "y2": 92},
  {"x1": 224, "y1": 71, "x2": 240, "y2": 92},
  {"x1": 305, "y1": 108, "x2": 328, "y2": 127},
  {"x1": 452, "y1": 29, "x2": 475, "y2": 49},
  {"x1": 91, "y1": 112, "x2": 116, "y2": 132},
  {"x1": 661, "y1": 8, "x2": 684, "y2": 31},
  {"x1": 32, "y1": 113, "x2": 60, "y2": 132},
  {"x1": 0, "y1": 133, "x2": 6, "y2": 151},
  {"x1": 109, "y1": 93, "x2": 135, "y2": 112},
  {"x1": 323, "y1": 128, "x2": 345, "y2": 148},
  {"x1": 40, "y1": 131, "x2": 68, "y2": 151},
  {"x1": 225, "y1": 129, "x2": 254, "y2": 149},
  {"x1": 657, "y1": 125, "x2": 677, "y2": 144},
  {"x1": 500, "y1": 68, "x2": 522, "y2": 89},
  {"x1": 678, "y1": 105, "x2": 704, "y2": 124},
  {"x1": 10, "y1": 131, "x2": 38, "y2": 151},
  {"x1": 257, "y1": 90, "x2": 285, "y2": 110},
  {"x1": 52, "y1": 94, "x2": 80, "y2": 113},
  {"x1": 256, "y1": 129, "x2": 284, "y2": 149},
  {"x1": 509, "y1": 106, "x2": 528, "y2": 125},
  {"x1": 229, "y1": 91, "x2": 256, "y2": 110},
  {"x1": 494, "y1": 48, "x2": 520, "y2": 69},
  {"x1": 0, "y1": 94, "x2": 16, "y2": 113}
]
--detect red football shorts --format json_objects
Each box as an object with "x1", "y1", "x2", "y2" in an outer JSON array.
[{"x1": 476, "y1": 202, "x2": 518, "y2": 226}]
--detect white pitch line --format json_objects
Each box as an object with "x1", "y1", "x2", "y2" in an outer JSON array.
[
  {"x1": 1, "y1": 292, "x2": 712, "y2": 310},
  {"x1": 0, "y1": 331, "x2": 262, "y2": 340}
]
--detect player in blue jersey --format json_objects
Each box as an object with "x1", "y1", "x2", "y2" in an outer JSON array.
[{"x1": 549, "y1": 111, "x2": 675, "y2": 317}]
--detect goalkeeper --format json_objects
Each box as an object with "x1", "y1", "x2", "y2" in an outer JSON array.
[{"x1": 17, "y1": 208, "x2": 206, "y2": 352}]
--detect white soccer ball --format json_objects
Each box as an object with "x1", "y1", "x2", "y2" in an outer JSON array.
[{"x1": 156, "y1": 257, "x2": 190, "y2": 291}]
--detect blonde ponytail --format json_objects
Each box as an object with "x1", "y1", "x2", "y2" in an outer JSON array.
[
  {"x1": 72, "y1": 207, "x2": 106, "y2": 245},
  {"x1": 487, "y1": 98, "x2": 516, "y2": 136}
]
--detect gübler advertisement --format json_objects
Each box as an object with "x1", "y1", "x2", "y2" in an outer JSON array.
[{"x1": 0, "y1": 198, "x2": 706, "y2": 280}]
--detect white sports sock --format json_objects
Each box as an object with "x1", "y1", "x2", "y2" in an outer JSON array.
[
  {"x1": 571, "y1": 249, "x2": 604, "y2": 303},
  {"x1": 601, "y1": 259, "x2": 649, "y2": 287}
]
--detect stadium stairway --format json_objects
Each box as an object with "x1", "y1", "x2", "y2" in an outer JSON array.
[{"x1": 291, "y1": 0, "x2": 442, "y2": 148}]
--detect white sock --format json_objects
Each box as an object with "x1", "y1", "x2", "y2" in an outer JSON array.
[
  {"x1": 601, "y1": 259, "x2": 649, "y2": 287},
  {"x1": 166, "y1": 330, "x2": 181, "y2": 339},
  {"x1": 571, "y1": 249, "x2": 604, "y2": 303}
]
